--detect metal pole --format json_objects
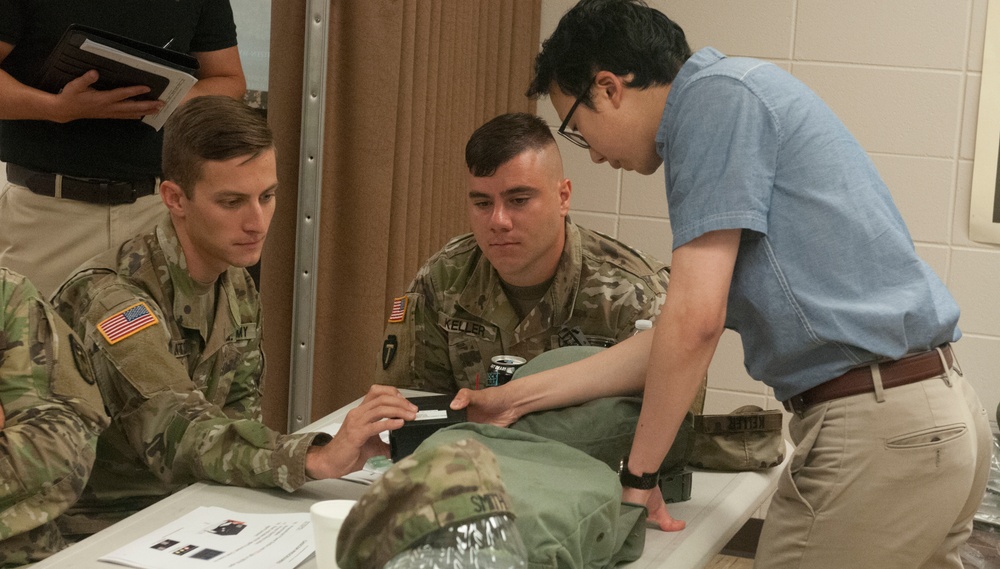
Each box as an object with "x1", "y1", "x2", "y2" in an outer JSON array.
[{"x1": 287, "y1": 0, "x2": 329, "y2": 433}]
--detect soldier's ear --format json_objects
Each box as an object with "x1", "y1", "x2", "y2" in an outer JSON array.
[
  {"x1": 558, "y1": 178, "x2": 572, "y2": 216},
  {"x1": 160, "y1": 181, "x2": 187, "y2": 215}
]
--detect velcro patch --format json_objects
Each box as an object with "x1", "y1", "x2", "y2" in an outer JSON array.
[
  {"x1": 388, "y1": 296, "x2": 408, "y2": 323},
  {"x1": 97, "y1": 301, "x2": 159, "y2": 345},
  {"x1": 382, "y1": 335, "x2": 398, "y2": 369}
]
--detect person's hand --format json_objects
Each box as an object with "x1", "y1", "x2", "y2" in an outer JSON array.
[
  {"x1": 450, "y1": 387, "x2": 520, "y2": 427},
  {"x1": 0, "y1": 401, "x2": 5, "y2": 430},
  {"x1": 49, "y1": 70, "x2": 164, "y2": 123},
  {"x1": 305, "y1": 385, "x2": 417, "y2": 479},
  {"x1": 622, "y1": 486, "x2": 686, "y2": 532}
]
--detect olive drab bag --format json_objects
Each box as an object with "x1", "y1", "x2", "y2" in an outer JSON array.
[
  {"x1": 690, "y1": 405, "x2": 784, "y2": 471},
  {"x1": 418, "y1": 424, "x2": 647, "y2": 569},
  {"x1": 508, "y1": 396, "x2": 693, "y2": 495},
  {"x1": 507, "y1": 346, "x2": 695, "y2": 485}
]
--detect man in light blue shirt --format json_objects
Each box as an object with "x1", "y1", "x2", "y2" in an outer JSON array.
[{"x1": 452, "y1": 1, "x2": 991, "y2": 567}]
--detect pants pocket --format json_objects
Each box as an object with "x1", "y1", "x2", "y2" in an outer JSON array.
[{"x1": 885, "y1": 424, "x2": 967, "y2": 449}]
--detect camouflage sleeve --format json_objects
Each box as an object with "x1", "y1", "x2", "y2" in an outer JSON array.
[
  {"x1": 607, "y1": 264, "x2": 670, "y2": 343},
  {"x1": 640, "y1": 265, "x2": 670, "y2": 324},
  {"x1": 0, "y1": 271, "x2": 108, "y2": 553},
  {"x1": 58, "y1": 282, "x2": 319, "y2": 493},
  {"x1": 373, "y1": 290, "x2": 456, "y2": 394}
]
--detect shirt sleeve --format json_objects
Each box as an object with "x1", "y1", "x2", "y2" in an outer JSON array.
[
  {"x1": 374, "y1": 288, "x2": 457, "y2": 395},
  {"x1": 626, "y1": 265, "x2": 670, "y2": 336},
  {"x1": 586, "y1": 239, "x2": 670, "y2": 343},
  {"x1": 665, "y1": 74, "x2": 778, "y2": 249},
  {"x1": 189, "y1": 0, "x2": 238, "y2": 52},
  {"x1": 0, "y1": 276, "x2": 107, "y2": 540},
  {"x1": 73, "y1": 283, "x2": 320, "y2": 492},
  {"x1": 0, "y1": 0, "x2": 23, "y2": 45}
]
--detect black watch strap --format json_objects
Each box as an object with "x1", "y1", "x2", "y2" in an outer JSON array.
[{"x1": 618, "y1": 454, "x2": 659, "y2": 490}]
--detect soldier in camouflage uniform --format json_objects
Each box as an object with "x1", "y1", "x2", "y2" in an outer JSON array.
[
  {"x1": 52, "y1": 97, "x2": 417, "y2": 535},
  {"x1": 377, "y1": 113, "x2": 681, "y2": 399},
  {"x1": 0, "y1": 268, "x2": 108, "y2": 567}
]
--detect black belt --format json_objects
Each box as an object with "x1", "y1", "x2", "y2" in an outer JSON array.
[
  {"x1": 6, "y1": 163, "x2": 159, "y2": 205},
  {"x1": 783, "y1": 344, "x2": 954, "y2": 413}
]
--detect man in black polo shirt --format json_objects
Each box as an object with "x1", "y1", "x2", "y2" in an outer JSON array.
[{"x1": 0, "y1": 0, "x2": 246, "y2": 296}]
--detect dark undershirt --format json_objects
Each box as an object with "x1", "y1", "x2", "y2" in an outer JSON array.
[{"x1": 500, "y1": 276, "x2": 554, "y2": 322}]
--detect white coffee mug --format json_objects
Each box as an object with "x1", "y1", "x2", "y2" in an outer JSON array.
[{"x1": 311, "y1": 499, "x2": 357, "y2": 569}]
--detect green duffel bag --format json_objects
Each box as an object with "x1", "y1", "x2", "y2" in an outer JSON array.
[
  {"x1": 509, "y1": 397, "x2": 693, "y2": 491},
  {"x1": 508, "y1": 346, "x2": 695, "y2": 495},
  {"x1": 419, "y1": 423, "x2": 647, "y2": 569}
]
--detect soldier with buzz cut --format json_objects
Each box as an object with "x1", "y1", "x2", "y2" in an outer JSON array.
[
  {"x1": 376, "y1": 113, "x2": 703, "y2": 408},
  {"x1": 0, "y1": 268, "x2": 109, "y2": 566},
  {"x1": 52, "y1": 96, "x2": 416, "y2": 538}
]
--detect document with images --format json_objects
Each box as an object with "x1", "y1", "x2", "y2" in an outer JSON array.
[
  {"x1": 99, "y1": 507, "x2": 313, "y2": 569},
  {"x1": 77, "y1": 39, "x2": 197, "y2": 131}
]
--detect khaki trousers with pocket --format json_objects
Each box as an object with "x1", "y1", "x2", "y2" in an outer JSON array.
[{"x1": 755, "y1": 357, "x2": 990, "y2": 569}]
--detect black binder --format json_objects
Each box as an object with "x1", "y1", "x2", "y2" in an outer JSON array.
[{"x1": 35, "y1": 24, "x2": 199, "y2": 101}]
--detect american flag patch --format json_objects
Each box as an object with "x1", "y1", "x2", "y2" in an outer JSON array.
[
  {"x1": 97, "y1": 302, "x2": 159, "y2": 345},
  {"x1": 388, "y1": 296, "x2": 408, "y2": 323}
]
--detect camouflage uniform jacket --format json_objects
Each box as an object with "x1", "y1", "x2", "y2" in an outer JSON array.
[
  {"x1": 0, "y1": 269, "x2": 108, "y2": 568},
  {"x1": 52, "y1": 217, "x2": 325, "y2": 523},
  {"x1": 376, "y1": 221, "x2": 669, "y2": 394}
]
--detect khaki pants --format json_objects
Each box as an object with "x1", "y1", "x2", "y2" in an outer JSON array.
[
  {"x1": 756, "y1": 356, "x2": 991, "y2": 569},
  {"x1": 0, "y1": 182, "x2": 165, "y2": 298}
]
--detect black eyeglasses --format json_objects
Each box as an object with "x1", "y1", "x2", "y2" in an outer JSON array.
[{"x1": 557, "y1": 81, "x2": 594, "y2": 149}]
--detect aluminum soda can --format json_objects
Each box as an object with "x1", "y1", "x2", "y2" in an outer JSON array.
[{"x1": 486, "y1": 355, "x2": 527, "y2": 387}]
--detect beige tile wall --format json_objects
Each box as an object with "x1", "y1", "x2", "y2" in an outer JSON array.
[{"x1": 540, "y1": 0, "x2": 1000, "y2": 429}]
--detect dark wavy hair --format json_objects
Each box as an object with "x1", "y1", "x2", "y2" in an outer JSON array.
[
  {"x1": 526, "y1": 0, "x2": 691, "y2": 106},
  {"x1": 465, "y1": 113, "x2": 556, "y2": 177}
]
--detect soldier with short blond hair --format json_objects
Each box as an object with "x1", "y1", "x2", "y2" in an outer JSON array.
[{"x1": 52, "y1": 96, "x2": 416, "y2": 537}]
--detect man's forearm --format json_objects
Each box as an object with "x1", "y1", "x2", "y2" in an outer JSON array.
[
  {"x1": 0, "y1": 71, "x2": 60, "y2": 121},
  {"x1": 0, "y1": 409, "x2": 98, "y2": 534},
  {"x1": 502, "y1": 330, "x2": 655, "y2": 420},
  {"x1": 626, "y1": 229, "x2": 739, "y2": 476},
  {"x1": 628, "y1": 319, "x2": 722, "y2": 476},
  {"x1": 186, "y1": 47, "x2": 246, "y2": 101}
]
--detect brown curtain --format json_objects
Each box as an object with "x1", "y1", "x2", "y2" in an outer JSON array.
[{"x1": 262, "y1": 1, "x2": 541, "y2": 430}]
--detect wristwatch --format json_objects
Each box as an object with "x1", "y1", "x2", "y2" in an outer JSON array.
[{"x1": 618, "y1": 454, "x2": 659, "y2": 490}]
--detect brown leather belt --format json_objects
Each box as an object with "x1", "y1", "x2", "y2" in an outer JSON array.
[
  {"x1": 783, "y1": 344, "x2": 954, "y2": 413},
  {"x1": 6, "y1": 163, "x2": 158, "y2": 205}
]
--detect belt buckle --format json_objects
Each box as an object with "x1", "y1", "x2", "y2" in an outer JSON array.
[
  {"x1": 783, "y1": 395, "x2": 807, "y2": 414},
  {"x1": 99, "y1": 180, "x2": 139, "y2": 205}
]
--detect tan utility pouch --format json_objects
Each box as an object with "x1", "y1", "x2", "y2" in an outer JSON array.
[{"x1": 690, "y1": 405, "x2": 784, "y2": 471}]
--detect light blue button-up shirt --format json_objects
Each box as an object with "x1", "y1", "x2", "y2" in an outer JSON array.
[{"x1": 657, "y1": 47, "x2": 960, "y2": 400}]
